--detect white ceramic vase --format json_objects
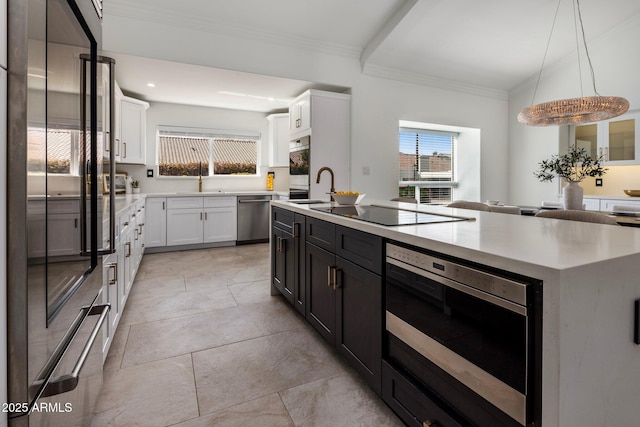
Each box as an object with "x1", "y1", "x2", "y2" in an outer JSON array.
[
  {"x1": 132, "y1": 188, "x2": 140, "y2": 194},
  {"x1": 563, "y1": 181, "x2": 583, "y2": 210}
]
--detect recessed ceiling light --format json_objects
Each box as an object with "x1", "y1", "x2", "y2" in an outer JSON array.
[{"x1": 146, "y1": 82, "x2": 156, "y2": 88}]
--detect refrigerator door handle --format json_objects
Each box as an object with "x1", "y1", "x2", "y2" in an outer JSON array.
[{"x1": 30, "y1": 304, "x2": 110, "y2": 399}]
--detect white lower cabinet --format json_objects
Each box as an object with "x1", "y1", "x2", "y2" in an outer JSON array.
[
  {"x1": 163, "y1": 196, "x2": 238, "y2": 247},
  {"x1": 167, "y1": 208, "x2": 204, "y2": 245},
  {"x1": 203, "y1": 206, "x2": 237, "y2": 242},
  {"x1": 102, "y1": 253, "x2": 119, "y2": 362},
  {"x1": 145, "y1": 197, "x2": 166, "y2": 247},
  {"x1": 102, "y1": 197, "x2": 145, "y2": 362}
]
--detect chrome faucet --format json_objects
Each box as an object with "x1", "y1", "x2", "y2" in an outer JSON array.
[{"x1": 316, "y1": 166, "x2": 335, "y2": 196}]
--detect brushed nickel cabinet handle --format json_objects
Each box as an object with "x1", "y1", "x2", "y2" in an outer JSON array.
[
  {"x1": 125, "y1": 242, "x2": 131, "y2": 257},
  {"x1": 292, "y1": 222, "x2": 299, "y2": 238},
  {"x1": 327, "y1": 266, "x2": 332, "y2": 288},
  {"x1": 162, "y1": 201, "x2": 165, "y2": 210},
  {"x1": 108, "y1": 263, "x2": 117, "y2": 285},
  {"x1": 332, "y1": 267, "x2": 340, "y2": 290},
  {"x1": 123, "y1": 142, "x2": 127, "y2": 158},
  {"x1": 74, "y1": 218, "x2": 78, "y2": 228}
]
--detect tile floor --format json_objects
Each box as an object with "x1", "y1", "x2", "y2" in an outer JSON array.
[{"x1": 92, "y1": 243, "x2": 402, "y2": 427}]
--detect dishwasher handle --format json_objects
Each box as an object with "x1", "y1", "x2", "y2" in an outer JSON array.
[{"x1": 238, "y1": 199, "x2": 271, "y2": 203}]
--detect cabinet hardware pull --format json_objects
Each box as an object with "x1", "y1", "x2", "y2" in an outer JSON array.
[
  {"x1": 125, "y1": 242, "x2": 131, "y2": 257},
  {"x1": 162, "y1": 202, "x2": 165, "y2": 210},
  {"x1": 292, "y1": 222, "x2": 299, "y2": 238},
  {"x1": 124, "y1": 221, "x2": 129, "y2": 226},
  {"x1": 123, "y1": 142, "x2": 127, "y2": 158},
  {"x1": 280, "y1": 238, "x2": 286, "y2": 252},
  {"x1": 276, "y1": 237, "x2": 281, "y2": 252},
  {"x1": 108, "y1": 263, "x2": 117, "y2": 285},
  {"x1": 200, "y1": 212, "x2": 203, "y2": 221},
  {"x1": 74, "y1": 218, "x2": 78, "y2": 228},
  {"x1": 115, "y1": 138, "x2": 120, "y2": 156},
  {"x1": 332, "y1": 267, "x2": 340, "y2": 290},
  {"x1": 327, "y1": 265, "x2": 332, "y2": 287},
  {"x1": 598, "y1": 147, "x2": 602, "y2": 158},
  {"x1": 604, "y1": 146, "x2": 609, "y2": 161},
  {"x1": 134, "y1": 229, "x2": 139, "y2": 240},
  {"x1": 205, "y1": 212, "x2": 208, "y2": 220}
]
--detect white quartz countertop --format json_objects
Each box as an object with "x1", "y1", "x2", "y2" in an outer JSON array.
[
  {"x1": 272, "y1": 199, "x2": 640, "y2": 274},
  {"x1": 144, "y1": 191, "x2": 277, "y2": 197}
]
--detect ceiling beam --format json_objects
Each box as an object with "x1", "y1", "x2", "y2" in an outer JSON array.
[{"x1": 360, "y1": 0, "x2": 419, "y2": 70}]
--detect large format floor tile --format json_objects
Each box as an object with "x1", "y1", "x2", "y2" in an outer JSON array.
[
  {"x1": 172, "y1": 394, "x2": 294, "y2": 427},
  {"x1": 192, "y1": 327, "x2": 347, "y2": 415},
  {"x1": 279, "y1": 374, "x2": 403, "y2": 427},
  {"x1": 121, "y1": 299, "x2": 301, "y2": 368},
  {"x1": 91, "y1": 354, "x2": 198, "y2": 427}
]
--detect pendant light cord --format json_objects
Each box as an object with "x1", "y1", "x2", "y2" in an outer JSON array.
[
  {"x1": 530, "y1": 0, "x2": 562, "y2": 105},
  {"x1": 575, "y1": 0, "x2": 600, "y2": 96}
]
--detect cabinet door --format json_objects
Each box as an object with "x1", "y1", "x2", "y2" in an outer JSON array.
[
  {"x1": 336, "y1": 256, "x2": 382, "y2": 395},
  {"x1": 203, "y1": 206, "x2": 237, "y2": 243},
  {"x1": 272, "y1": 227, "x2": 295, "y2": 305},
  {"x1": 268, "y1": 113, "x2": 290, "y2": 167},
  {"x1": 603, "y1": 114, "x2": 640, "y2": 164},
  {"x1": 47, "y1": 213, "x2": 81, "y2": 256},
  {"x1": 120, "y1": 99, "x2": 147, "y2": 164},
  {"x1": 166, "y1": 208, "x2": 204, "y2": 246},
  {"x1": 145, "y1": 197, "x2": 167, "y2": 248},
  {"x1": 102, "y1": 253, "x2": 119, "y2": 360},
  {"x1": 293, "y1": 214, "x2": 306, "y2": 315},
  {"x1": 306, "y1": 242, "x2": 335, "y2": 346}
]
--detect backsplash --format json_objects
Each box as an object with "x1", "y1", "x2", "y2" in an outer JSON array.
[{"x1": 582, "y1": 165, "x2": 640, "y2": 197}]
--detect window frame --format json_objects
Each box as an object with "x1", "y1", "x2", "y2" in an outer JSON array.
[
  {"x1": 155, "y1": 125, "x2": 262, "y2": 178},
  {"x1": 398, "y1": 127, "x2": 459, "y2": 204}
]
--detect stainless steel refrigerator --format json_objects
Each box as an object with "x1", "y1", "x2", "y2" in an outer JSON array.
[{"x1": 7, "y1": 0, "x2": 115, "y2": 425}]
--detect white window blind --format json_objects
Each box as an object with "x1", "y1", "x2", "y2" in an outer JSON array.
[{"x1": 398, "y1": 127, "x2": 457, "y2": 204}]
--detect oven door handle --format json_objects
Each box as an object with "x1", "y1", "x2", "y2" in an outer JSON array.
[
  {"x1": 29, "y1": 304, "x2": 110, "y2": 400},
  {"x1": 386, "y1": 258, "x2": 527, "y2": 316}
]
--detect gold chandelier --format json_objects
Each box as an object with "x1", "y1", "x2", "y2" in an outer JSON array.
[{"x1": 517, "y1": 0, "x2": 629, "y2": 127}]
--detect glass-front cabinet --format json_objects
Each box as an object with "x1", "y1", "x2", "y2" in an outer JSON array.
[{"x1": 570, "y1": 111, "x2": 640, "y2": 165}]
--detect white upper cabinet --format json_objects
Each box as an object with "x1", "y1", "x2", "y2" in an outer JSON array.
[
  {"x1": 119, "y1": 96, "x2": 149, "y2": 164},
  {"x1": 267, "y1": 113, "x2": 290, "y2": 167},
  {"x1": 289, "y1": 91, "x2": 312, "y2": 139},
  {"x1": 571, "y1": 111, "x2": 640, "y2": 165}
]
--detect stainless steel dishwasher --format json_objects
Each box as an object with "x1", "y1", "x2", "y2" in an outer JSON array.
[{"x1": 237, "y1": 195, "x2": 272, "y2": 243}]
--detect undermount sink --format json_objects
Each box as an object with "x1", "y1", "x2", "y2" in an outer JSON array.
[{"x1": 289, "y1": 199, "x2": 327, "y2": 204}]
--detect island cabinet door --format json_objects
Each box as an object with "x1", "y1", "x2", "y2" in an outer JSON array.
[
  {"x1": 271, "y1": 227, "x2": 291, "y2": 300},
  {"x1": 306, "y1": 242, "x2": 336, "y2": 346},
  {"x1": 292, "y1": 214, "x2": 306, "y2": 316},
  {"x1": 335, "y1": 256, "x2": 382, "y2": 395}
]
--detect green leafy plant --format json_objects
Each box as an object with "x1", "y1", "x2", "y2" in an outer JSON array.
[
  {"x1": 534, "y1": 145, "x2": 607, "y2": 183},
  {"x1": 130, "y1": 179, "x2": 139, "y2": 188}
]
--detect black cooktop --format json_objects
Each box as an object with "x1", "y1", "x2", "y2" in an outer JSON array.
[{"x1": 311, "y1": 205, "x2": 468, "y2": 226}]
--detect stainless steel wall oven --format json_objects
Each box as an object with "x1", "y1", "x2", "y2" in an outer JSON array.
[{"x1": 383, "y1": 242, "x2": 542, "y2": 427}]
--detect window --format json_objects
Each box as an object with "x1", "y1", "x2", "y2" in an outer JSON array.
[
  {"x1": 399, "y1": 127, "x2": 457, "y2": 204},
  {"x1": 157, "y1": 126, "x2": 259, "y2": 177},
  {"x1": 27, "y1": 126, "x2": 82, "y2": 175}
]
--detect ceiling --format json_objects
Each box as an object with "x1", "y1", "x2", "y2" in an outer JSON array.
[{"x1": 103, "y1": 0, "x2": 640, "y2": 111}]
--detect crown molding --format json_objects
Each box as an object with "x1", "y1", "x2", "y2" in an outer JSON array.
[
  {"x1": 362, "y1": 63, "x2": 508, "y2": 101},
  {"x1": 104, "y1": 1, "x2": 362, "y2": 59}
]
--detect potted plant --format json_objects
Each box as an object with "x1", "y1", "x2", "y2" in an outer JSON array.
[
  {"x1": 534, "y1": 145, "x2": 607, "y2": 210},
  {"x1": 131, "y1": 179, "x2": 140, "y2": 194}
]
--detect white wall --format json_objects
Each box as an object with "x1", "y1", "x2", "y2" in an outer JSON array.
[
  {"x1": 116, "y1": 101, "x2": 273, "y2": 193},
  {"x1": 103, "y1": 14, "x2": 510, "y2": 203},
  {"x1": 509, "y1": 14, "x2": 640, "y2": 206}
]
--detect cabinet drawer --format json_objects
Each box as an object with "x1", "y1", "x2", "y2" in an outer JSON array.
[
  {"x1": 204, "y1": 196, "x2": 237, "y2": 208},
  {"x1": 382, "y1": 361, "x2": 462, "y2": 427},
  {"x1": 336, "y1": 225, "x2": 382, "y2": 274},
  {"x1": 306, "y1": 217, "x2": 335, "y2": 252},
  {"x1": 272, "y1": 207, "x2": 294, "y2": 232},
  {"x1": 167, "y1": 197, "x2": 204, "y2": 210}
]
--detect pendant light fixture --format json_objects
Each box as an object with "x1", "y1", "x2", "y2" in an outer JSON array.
[{"x1": 517, "y1": 0, "x2": 629, "y2": 126}]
